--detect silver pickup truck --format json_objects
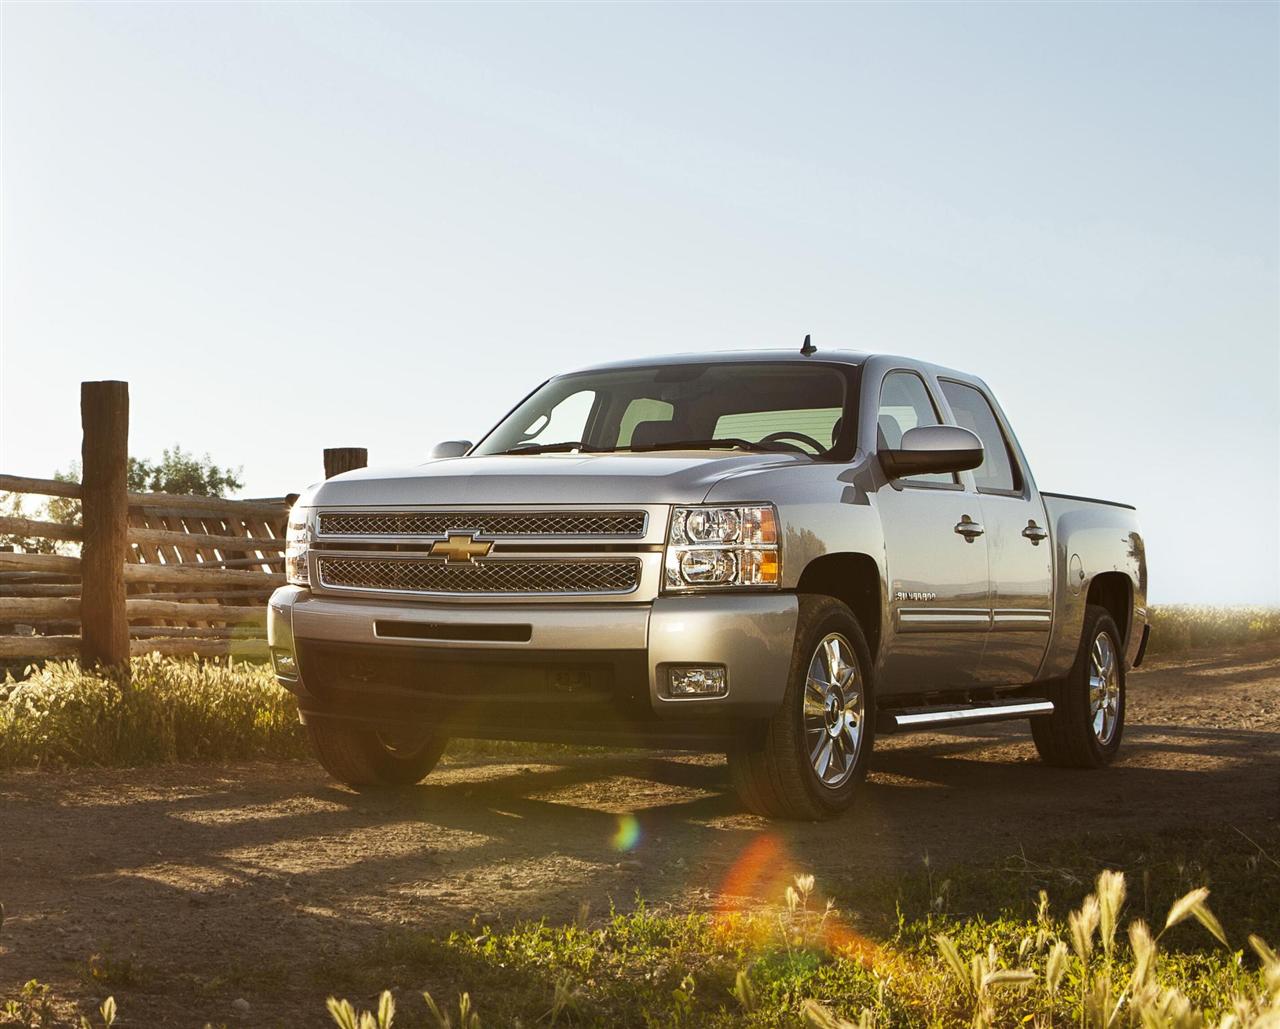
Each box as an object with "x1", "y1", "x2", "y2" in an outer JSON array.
[{"x1": 268, "y1": 347, "x2": 1149, "y2": 819}]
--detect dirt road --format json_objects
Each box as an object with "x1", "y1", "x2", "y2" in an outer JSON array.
[{"x1": 2, "y1": 643, "x2": 1277, "y2": 1025}]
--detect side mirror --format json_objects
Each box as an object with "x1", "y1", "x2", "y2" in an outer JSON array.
[
  {"x1": 430, "y1": 440, "x2": 473, "y2": 459},
  {"x1": 879, "y1": 425, "x2": 983, "y2": 479}
]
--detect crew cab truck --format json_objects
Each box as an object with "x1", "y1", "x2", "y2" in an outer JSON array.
[{"x1": 268, "y1": 349, "x2": 1149, "y2": 820}]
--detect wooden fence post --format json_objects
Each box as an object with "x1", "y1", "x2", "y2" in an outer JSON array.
[
  {"x1": 323, "y1": 448, "x2": 367, "y2": 479},
  {"x1": 80, "y1": 381, "x2": 130, "y2": 670}
]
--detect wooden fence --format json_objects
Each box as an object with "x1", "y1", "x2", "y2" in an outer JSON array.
[{"x1": 1, "y1": 380, "x2": 366, "y2": 666}]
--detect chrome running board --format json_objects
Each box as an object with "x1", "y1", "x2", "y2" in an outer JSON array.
[{"x1": 877, "y1": 699, "x2": 1054, "y2": 735}]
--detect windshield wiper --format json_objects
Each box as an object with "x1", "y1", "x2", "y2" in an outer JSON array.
[
  {"x1": 621, "y1": 438, "x2": 775, "y2": 454},
  {"x1": 500, "y1": 437, "x2": 798, "y2": 456},
  {"x1": 498, "y1": 441, "x2": 601, "y2": 455}
]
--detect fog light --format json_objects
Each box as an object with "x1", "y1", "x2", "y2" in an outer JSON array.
[
  {"x1": 666, "y1": 665, "x2": 728, "y2": 698},
  {"x1": 271, "y1": 647, "x2": 298, "y2": 680}
]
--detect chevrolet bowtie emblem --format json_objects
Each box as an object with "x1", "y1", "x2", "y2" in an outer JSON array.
[{"x1": 429, "y1": 533, "x2": 494, "y2": 563}]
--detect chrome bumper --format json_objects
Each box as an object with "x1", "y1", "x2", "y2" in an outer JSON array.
[{"x1": 268, "y1": 586, "x2": 798, "y2": 719}]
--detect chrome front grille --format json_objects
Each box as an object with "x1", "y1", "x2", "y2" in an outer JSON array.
[
  {"x1": 317, "y1": 556, "x2": 641, "y2": 596},
  {"x1": 318, "y1": 510, "x2": 647, "y2": 538}
]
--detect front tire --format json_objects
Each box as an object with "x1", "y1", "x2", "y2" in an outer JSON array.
[
  {"x1": 1031, "y1": 605, "x2": 1125, "y2": 768},
  {"x1": 307, "y1": 721, "x2": 447, "y2": 789},
  {"x1": 728, "y1": 595, "x2": 876, "y2": 820}
]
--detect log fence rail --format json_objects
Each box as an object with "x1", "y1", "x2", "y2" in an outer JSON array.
[{"x1": 1, "y1": 384, "x2": 367, "y2": 667}]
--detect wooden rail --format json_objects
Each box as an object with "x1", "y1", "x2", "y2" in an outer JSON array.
[
  {"x1": 0, "y1": 516, "x2": 84, "y2": 541},
  {"x1": 0, "y1": 597, "x2": 267, "y2": 626},
  {"x1": 0, "y1": 552, "x2": 82, "y2": 575},
  {"x1": 0, "y1": 384, "x2": 363, "y2": 666},
  {"x1": 0, "y1": 474, "x2": 82, "y2": 499},
  {"x1": 123, "y1": 564, "x2": 284, "y2": 588},
  {"x1": 127, "y1": 526, "x2": 284, "y2": 551},
  {"x1": 0, "y1": 635, "x2": 80, "y2": 659}
]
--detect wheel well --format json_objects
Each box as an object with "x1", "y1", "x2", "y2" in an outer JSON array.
[
  {"x1": 1087, "y1": 572, "x2": 1132, "y2": 647},
  {"x1": 795, "y1": 553, "x2": 882, "y2": 659}
]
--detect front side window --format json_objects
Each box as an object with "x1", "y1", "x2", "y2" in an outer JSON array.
[
  {"x1": 474, "y1": 363, "x2": 850, "y2": 457},
  {"x1": 877, "y1": 371, "x2": 955, "y2": 485},
  {"x1": 511, "y1": 389, "x2": 597, "y2": 450},
  {"x1": 940, "y1": 380, "x2": 1020, "y2": 493}
]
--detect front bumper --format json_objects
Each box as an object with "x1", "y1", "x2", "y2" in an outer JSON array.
[{"x1": 268, "y1": 586, "x2": 798, "y2": 731}]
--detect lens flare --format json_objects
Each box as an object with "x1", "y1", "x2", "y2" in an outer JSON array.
[
  {"x1": 611, "y1": 813, "x2": 641, "y2": 852},
  {"x1": 713, "y1": 833, "x2": 884, "y2": 968}
]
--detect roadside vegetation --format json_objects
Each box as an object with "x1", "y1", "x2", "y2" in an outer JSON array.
[
  {"x1": 0, "y1": 655, "x2": 307, "y2": 769},
  {"x1": 5, "y1": 828, "x2": 1277, "y2": 1027},
  {"x1": 314, "y1": 825, "x2": 1280, "y2": 1028},
  {"x1": 1147, "y1": 605, "x2": 1280, "y2": 656}
]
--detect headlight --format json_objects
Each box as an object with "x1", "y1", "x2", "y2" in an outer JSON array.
[
  {"x1": 285, "y1": 507, "x2": 310, "y2": 586},
  {"x1": 664, "y1": 505, "x2": 780, "y2": 591}
]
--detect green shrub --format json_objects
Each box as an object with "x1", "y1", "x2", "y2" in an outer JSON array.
[{"x1": 0, "y1": 655, "x2": 307, "y2": 769}]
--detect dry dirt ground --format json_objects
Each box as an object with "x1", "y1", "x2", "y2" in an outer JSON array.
[{"x1": 2, "y1": 643, "x2": 1278, "y2": 1026}]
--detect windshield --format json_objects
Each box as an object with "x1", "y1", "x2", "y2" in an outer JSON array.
[{"x1": 473, "y1": 363, "x2": 851, "y2": 457}]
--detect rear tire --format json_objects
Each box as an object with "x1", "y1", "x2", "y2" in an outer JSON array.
[
  {"x1": 1031, "y1": 605, "x2": 1125, "y2": 768},
  {"x1": 307, "y1": 721, "x2": 447, "y2": 788},
  {"x1": 728, "y1": 595, "x2": 875, "y2": 820}
]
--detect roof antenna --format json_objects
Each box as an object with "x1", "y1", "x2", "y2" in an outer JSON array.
[{"x1": 800, "y1": 333, "x2": 816, "y2": 356}]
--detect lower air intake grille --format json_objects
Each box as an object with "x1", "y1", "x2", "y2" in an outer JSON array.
[{"x1": 317, "y1": 557, "x2": 641, "y2": 596}]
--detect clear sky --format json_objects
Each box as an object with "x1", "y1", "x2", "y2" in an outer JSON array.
[{"x1": 2, "y1": 2, "x2": 1276, "y2": 605}]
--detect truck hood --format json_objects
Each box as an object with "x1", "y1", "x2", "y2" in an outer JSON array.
[{"x1": 302, "y1": 451, "x2": 809, "y2": 507}]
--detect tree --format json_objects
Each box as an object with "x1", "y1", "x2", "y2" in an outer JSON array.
[{"x1": 125, "y1": 446, "x2": 243, "y2": 497}]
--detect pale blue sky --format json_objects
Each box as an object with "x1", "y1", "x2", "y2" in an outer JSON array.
[{"x1": 2, "y1": 2, "x2": 1276, "y2": 604}]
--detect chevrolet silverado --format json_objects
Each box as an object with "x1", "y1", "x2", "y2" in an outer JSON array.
[{"x1": 269, "y1": 347, "x2": 1149, "y2": 819}]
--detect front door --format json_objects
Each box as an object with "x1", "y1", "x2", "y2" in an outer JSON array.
[
  {"x1": 874, "y1": 371, "x2": 991, "y2": 694},
  {"x1": 939, "y1": 379, "x2": 1053, "y2": 683}
]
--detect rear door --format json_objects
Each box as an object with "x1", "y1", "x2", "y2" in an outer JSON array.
[
  {"x1": 873, "y1": 370, "x2": 991, "y2": 693},
  {"x1": 939, "y1": 379, "x2": 1053, "y2": 684}
]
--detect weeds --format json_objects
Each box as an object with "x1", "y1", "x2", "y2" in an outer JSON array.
[
  {"x1": 315, "y1": 869, "x2": 1277, "y2": 1028},
  {"x1": 0, "y1": 654, "x2": 308, "y2": 768}
]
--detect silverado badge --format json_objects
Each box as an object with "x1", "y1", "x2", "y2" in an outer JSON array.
[{"x1": 429, "y1": 533, "x2": 494, "y2": 563}]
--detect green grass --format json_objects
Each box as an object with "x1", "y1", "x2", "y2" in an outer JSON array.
[{"x1": 308, "y1": 826, "x2": 1280, "y2": 1028}]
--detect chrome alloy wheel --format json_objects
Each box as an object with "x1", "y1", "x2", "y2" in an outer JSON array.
[
  {"x1": 1089, "y1": 631, "x2": 1121, "y2": 746},
  {"x1": 803, "y1": 633, "x2": 865, "y2": 788}
]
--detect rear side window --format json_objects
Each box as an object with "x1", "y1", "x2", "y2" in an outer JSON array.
[
  {"x1": 940, "y1": 381, "x2": 1021, "y2": 493},
  {"x1": 877, "y1": 372, "x2": 955, "y2": 485}
]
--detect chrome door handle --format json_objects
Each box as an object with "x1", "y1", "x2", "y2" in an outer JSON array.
[
  {"x1": 954, "y1": 515, "x2": 984, "y2": 542},
  {"x1": 1022, "y1": 521, "x2": 1048, "y2": 545}
]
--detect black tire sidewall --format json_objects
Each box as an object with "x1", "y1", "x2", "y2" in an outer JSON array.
[
  {"x1": 1069, "y1": 608, "x2": 1126, "y2": 765},
  {"x1": 789, "y1": 599, "x2": 877, "y2": 814},
  {"x1": 367, "y1": 728, "x2": 448, "y2": 785}
]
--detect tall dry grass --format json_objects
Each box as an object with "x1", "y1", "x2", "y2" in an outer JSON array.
[
  {"x1": 0, "y1": 654, "x2": 307, "y2": 769},
  {"x1": 1146, "y1": 605, "x2": 1280, "y2": 658}
]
